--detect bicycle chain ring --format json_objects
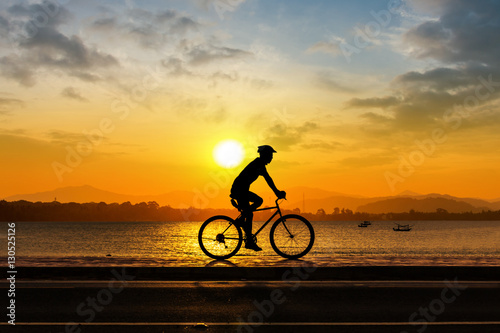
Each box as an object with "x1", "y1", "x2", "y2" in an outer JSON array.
[{"x1": 216, "y1": 233, "x2": 225, "y2": 243}]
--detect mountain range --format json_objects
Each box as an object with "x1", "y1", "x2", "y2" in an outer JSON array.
[{"x1": 3, "y1": 185, "x2": 500, "y2": 214}]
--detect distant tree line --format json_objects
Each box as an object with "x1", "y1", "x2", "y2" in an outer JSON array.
[{"x1": 1, "y1": 200, "x2": 500, "y2": 222}]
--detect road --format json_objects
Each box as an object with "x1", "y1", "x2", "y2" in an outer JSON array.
[{"x1": 2, "y1": 279, "x2": 500, "y2": 332}]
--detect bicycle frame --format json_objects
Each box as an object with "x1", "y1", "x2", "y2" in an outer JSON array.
[{"x1": 236, "y1": 198, "x2": 285, "y2": 237}]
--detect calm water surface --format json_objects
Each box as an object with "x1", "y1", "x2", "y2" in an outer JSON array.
[{"x1": 2, "y1": 221, "x2": 499, "y2": 267}]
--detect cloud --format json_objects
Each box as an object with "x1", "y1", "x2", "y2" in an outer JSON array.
[
  {"x1": 345, "y1": 96, "x2": 401, "y2": 109},
  {"x1": 61, "y1": 87, "x2": 88, "y2": 102},
  {"x1": 192, "y1": 0, "x2": 248, "y2": 14},
  {"x1": 263, "y1": 122, "x2": 319, "y2": 151},
  {"x1": 300, "y1": 140, "x2": 343, "y2": 152},
  {"x1": 170, "y1": 16, "x2": 200, "y2": 35},
  {"x1": 0, "y1": 55, "x2": 35, "y2": 87},
  {"x1": 0, "y1": 2, "x2": 119, "y2": 87},
  {"x1": 360, "y1": 112, "x2": 394, "y2": 123},
  {"x1": 161, "y1": 58, "x2": 193, "y2": 77},
  {"x1": 250, "y1": 78, "x2": 274, "y2": 90},
  {"x1": 404, "y1": 0, "x2": 500, "y2": 65},
  {"x1": 0, "y1": 97, "x2": 24, "y2": 115},
  {"x1": 45, "y1": 130, "x2": 107, "y2": 147},
  {"x1": 0, "y1": 132, "x2": 60, "y2": 163},
  {"x1": 349, "y1": 1, "x2": 500, "y2": 132},
  {"x1": 86, "y1": 8, "x2": 200, "y2": 49},
  {"x1": 187, "y1": 45, "x2": 253, "y2": 66},
  {"x1": 306, "y1": 41, "x2": 341, "y2": 56},
  {"x1": 314, "y1": 71, "x2": 357, "y2": 93}
]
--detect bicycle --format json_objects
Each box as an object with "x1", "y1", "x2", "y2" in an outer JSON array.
[{"x1": 198, "y1": 198, "x2": 315, "y2": 260}]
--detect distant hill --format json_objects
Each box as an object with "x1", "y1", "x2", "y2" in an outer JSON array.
[
  {"x1": 288, "y1": 192, "x2": 499, "y2": 214},
  {"x1": 3, "y1": 186, "x2": 197, "y2": 208},
  {"x1": 287, "y1": 195, "x2": 380, "y2": 213},
  {"x1": 3, "y1": 185, "x2": 354, "y2": 210},
  {"x1": 4, "y1": 185, "x2": 499, "y2": 213},
  {"x1": 357, "y1": 197, "x2": 487, "y2": 214}
]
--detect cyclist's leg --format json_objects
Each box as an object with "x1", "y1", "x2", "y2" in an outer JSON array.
[
  {"x1": 231, "y1": 192, "x2": 252, "y2": 237},
  {"x1": 244, "y1": 192, "x2": 264, "y2": 247},
  {"x1": 248, "y1": 191, "x2": 263, "y2": 211},
  {"x1": 231, "y1": 191, "x2": 263, "y2": 246},
  {"x1": 245, "y1": 191, "x2": 263, "y2": 231}
]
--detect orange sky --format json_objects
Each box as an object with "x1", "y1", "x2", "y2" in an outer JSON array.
[{"x1": 1, "y1": 0, "x2": 500, "y2": 201}]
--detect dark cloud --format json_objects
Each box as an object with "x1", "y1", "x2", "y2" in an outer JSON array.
[
  {"x1": 61, "y1": 87, "x2": 88, "y2": 102},
  {"x1": 0, "y1": 55, "x2": 35, "y2": 87},
  {"x1": 300, "y1": 140, "x2": 343, "y2": 152},
  {"x1": 345, "y1": 96, "x2": 401, "y2": 109},
  {"x1": 360, "y1": 112, "x2": 393, "y2": 123},
  {"x1": 69, "y1": 71, "x2": 102, "y2": 82},
  {"x1": 7, "y1": 2, "x2": 73, "y2": 28},
  {"x1": 348, "y1": 89, "x2": 468, "y2": 129},
  {"x1": 350, "y1": 0, "x2": 500, "y2": 131},
  {"x1": 91, "y1": 17, "x2": 116, "y2": 30},
  {"x1": 161, "y1": 58, "x2": 193, "y2": 76},
  {"x1": 192, "y1": 0, "x2": 247, "y2": 13},
  {"x1": 0, "y1": 2, "x2": 119, "y2": 86},
  {"x1": 0, "y1": 97, "x2": 24, "y2": 115},
  {"x1": 20, "y1": 28, "x2": 118, "y2": 69},
  {"x1": 187, "y1": 45, "x2": 253, "y2": 66},
  {"x1": 315, "y1": 72, "x2": 357, "y2": 93},
  {"x1": 405, "y1": 0, "x2": 500, "y2": 65},
  {"x1": 87, "y1": 9, "x2": 199, "y2": 49},
  {"x1": 210, "y1": 71, "x2": 238, "y2": 82},
  {"x1": 171, "y1": 17, "x2": 200, "y2": 35},
  {"x1": 0, "y1": 14, "x2": 9, "y2": 36},
  {"x1": 263, "y1": 122, "x2": 319, "y2": 151}
]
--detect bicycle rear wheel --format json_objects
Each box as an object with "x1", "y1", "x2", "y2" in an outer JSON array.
[
  {"x1": 198, "y1": 215, "x2": 243, "y2": 260},
  {"x1": 270, "y1": 214, "x2": 315, "y2": 259}
]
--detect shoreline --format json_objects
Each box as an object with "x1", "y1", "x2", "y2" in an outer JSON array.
[{"x1": 5, "y1": 255, "x2": 500, "y2": 268}]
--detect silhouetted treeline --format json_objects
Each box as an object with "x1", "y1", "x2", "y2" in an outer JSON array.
[{"x1": 1, "y1": 200, "x2": 500, "y2": 222}]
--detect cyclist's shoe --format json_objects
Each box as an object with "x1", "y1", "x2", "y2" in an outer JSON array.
[{"x1": 245, "y1": 241, "x2": 262, "y2": 251}]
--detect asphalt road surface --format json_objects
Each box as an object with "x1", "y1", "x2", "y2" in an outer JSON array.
[{"x1": 2, "y1": 279, "x2": 500, "y2": 333}]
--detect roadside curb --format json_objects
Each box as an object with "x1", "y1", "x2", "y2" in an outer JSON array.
[{"x1": 15, "y1": 266, "x2": 500, "y2": 281}]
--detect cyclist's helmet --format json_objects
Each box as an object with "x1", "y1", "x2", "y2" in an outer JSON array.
[{"x1": 257, "y1": 145, "x2": 277, "y2": 154}]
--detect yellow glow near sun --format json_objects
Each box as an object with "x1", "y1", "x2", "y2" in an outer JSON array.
[{"x1": 213, "y1": 140, "x2": 245, "y2": 168}]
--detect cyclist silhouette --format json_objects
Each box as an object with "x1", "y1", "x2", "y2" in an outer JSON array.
[{"x1": 230, "y1": 145, "x2": 286, "y2": 251}]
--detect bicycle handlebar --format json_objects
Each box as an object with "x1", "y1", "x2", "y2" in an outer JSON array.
[{"x1": 275, "y1": 197, "x2": 287, "y2": 206}]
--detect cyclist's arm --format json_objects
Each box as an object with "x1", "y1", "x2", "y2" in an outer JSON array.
[{"x1": 263, "y1": 170, "x2": 280, "y2": 196}]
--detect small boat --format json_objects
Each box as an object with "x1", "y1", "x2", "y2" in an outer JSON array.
[
  {"x1": 393, "y1": 223, "x2": 412, "y2": 231},
  {"x1": 358, "y1": 221, "x2": 371, "y2": 227}
]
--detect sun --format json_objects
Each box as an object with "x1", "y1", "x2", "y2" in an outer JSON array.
[{"x1": 213, "y1": 140, "x2": 245, "y2": 168}]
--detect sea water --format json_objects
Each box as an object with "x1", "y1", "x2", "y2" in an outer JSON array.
[{"x1": 1, "y1": 221, "x2": 499, "y2": 267}]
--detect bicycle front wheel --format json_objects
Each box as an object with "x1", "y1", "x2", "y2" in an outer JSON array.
[
  {"x1": 270, "y1": 214, "x2": 315, "y2": 259},
  {"x1": 198, "y1": 215, "x2": 243, "y2": 260}
]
